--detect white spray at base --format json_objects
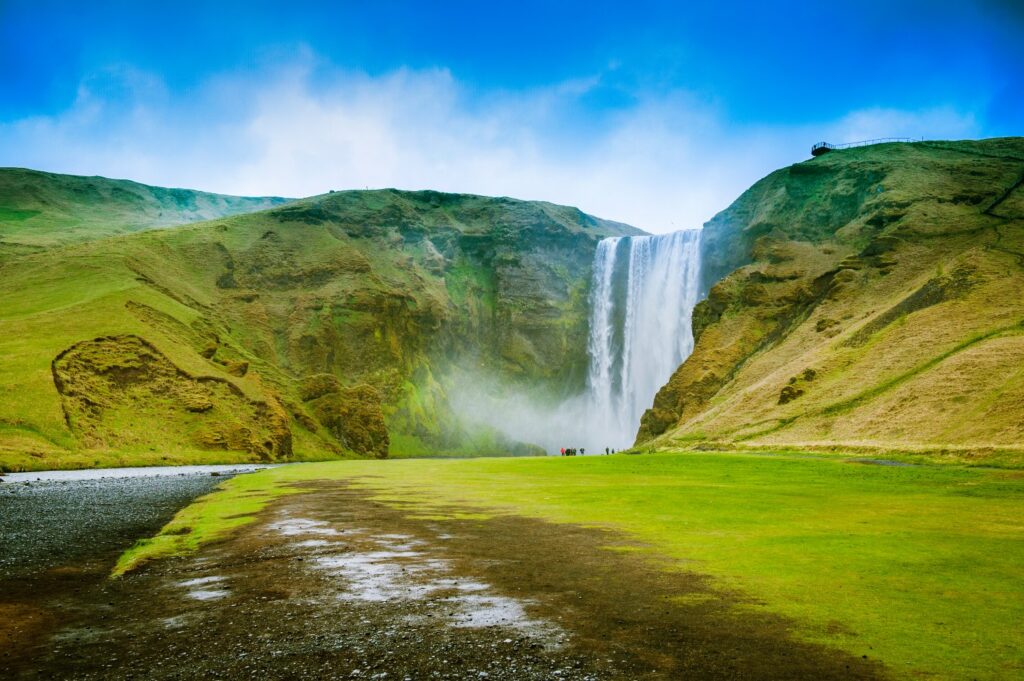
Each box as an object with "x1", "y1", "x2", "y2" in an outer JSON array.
[
  {"x1": 583, "y1": 230, "x2": 703, "y2": 450},
  {"x1": 448, "y1": 229, "x2": 703, "y2": 455}
]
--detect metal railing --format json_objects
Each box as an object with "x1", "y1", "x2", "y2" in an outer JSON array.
[{"x1": 812, "y1": 137, "x2": 924, "y2": 156}]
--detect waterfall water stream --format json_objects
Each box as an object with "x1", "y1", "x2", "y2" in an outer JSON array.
[
  {"x1": 584, "y1": 230, "x2": 703, "y2": 449},
  {"x1": 450, "y1": 229, "x2": 703, "y2": 455}
]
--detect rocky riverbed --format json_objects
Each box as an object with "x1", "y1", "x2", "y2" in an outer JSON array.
[
  {"x1": 0, "y1": 466, "x2": 266, "y2": 670},
  {"x1": 0, "y1": 467, "x2": 267, "y2": 579}
]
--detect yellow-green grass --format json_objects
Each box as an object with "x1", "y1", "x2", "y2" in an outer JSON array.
[
  {"x1": 0, "y1": 227, "x2": 376, "y2": 469},
  {"x1": 119, "y1": 451, "x2": 1024, "y2": 679},
  {"x1": 653, "y1": 443, "x2": 1024, "y2": 470},
  {"x1": 647, "y1": 139, "x2": 1024, "y2": 456},
  {"x1": 0, "y1": 249, "x2": 305, "y2": 470}
]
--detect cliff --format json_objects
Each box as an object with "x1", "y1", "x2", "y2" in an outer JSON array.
[
  {"x1": 0, "y1": 175, "x2": 640, "y2": 469},
  {"x1": 637, "y1": 138, "x2": 1024, "y2": 461}
]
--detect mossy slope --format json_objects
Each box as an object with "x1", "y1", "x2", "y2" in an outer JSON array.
[
  {"x1": 0, "y1": 183, "x2": 640, "y2": 469},
  {"x1": 639, "y1": 137, "x2": 1024, "y2": 461}
]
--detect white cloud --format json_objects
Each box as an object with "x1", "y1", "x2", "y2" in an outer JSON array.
[
  {"x1": 0, "y1": 60, "x2": 984, "y2": 233},
  {"x1": 827, "y1": 106, "x2": 979, "y2": 144}
]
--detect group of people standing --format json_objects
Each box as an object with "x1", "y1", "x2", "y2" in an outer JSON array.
[{"x1": 558, "y1": 447, "x2": 618, "y2": 456}]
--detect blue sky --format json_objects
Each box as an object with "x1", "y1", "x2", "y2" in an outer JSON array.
[{"x1": 1, "y1": 1, "x2": 1021, "y2": 231}]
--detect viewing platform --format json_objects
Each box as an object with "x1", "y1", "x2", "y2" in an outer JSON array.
[{"x1": 811, "y1": 137, "x2": 923, "y2": 157}]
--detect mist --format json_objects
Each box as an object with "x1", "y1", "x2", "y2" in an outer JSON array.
[{"x1": 448, "y1": 379, "x2": 621, "y2": 456}]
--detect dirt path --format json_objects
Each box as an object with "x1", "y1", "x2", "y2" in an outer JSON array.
[{"x1": 7, "y1": 482, "x2": 885, "y2": 679}]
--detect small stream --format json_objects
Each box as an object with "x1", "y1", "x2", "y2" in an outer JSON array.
[
  {"x1": 0, "y1": 464, "x2": 269, "y2": 580},
  {"x1": 2, "y1": 463, "x2": 274, "y2": 483}
]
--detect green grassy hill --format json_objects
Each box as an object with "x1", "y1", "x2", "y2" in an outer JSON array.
[
  {"x1": 0, "y1": 168, "x2": 290, "y2": 255},
  {"x1": 638, "y1": 137, "x2": 1024, "y2": 464},
  {"x1": 0, "y1": 181, "x2": 640, "y2": 470}
]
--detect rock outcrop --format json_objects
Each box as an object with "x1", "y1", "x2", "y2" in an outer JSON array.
[{"x1": 52, "y1": 335, "x2": 291, "y2": 460}]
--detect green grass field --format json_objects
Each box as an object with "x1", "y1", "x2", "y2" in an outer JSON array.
[{"x1": 120, "y1": 451, "x2": 1024, "y2": 679}]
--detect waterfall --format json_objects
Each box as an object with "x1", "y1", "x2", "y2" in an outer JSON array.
[
  {"x1": 584, "y1": 230, "x2": 703, "y2": 449},
  {"x1": 448, "y1": 229, "x2": 703, "y2": 456}
]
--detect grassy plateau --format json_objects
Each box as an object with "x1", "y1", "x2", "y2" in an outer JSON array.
[{"x1": 117, "y1": 451, "x2": 1024, "y2": 680}]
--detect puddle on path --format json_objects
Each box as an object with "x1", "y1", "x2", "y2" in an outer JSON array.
[
  {"x1": 267, "y1": 517, "x2": 343, "y2": 536},
  {"x1": 6, "y1": 486, "x2": 885, "y2": 680},
  {"x1": 270, "y1": 512, "x2": 562, "y2": 643},
  {"x1": 174, "y1": 574, "x2": 229, "y2": 601}
]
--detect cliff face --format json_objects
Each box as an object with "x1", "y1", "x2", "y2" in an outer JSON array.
[
  {"x1": 637, "y1": 138, "x2": 1024, "y2": 458},
  {"x1": 0, "y1": 180, "x2": 640, "y2": 468}
]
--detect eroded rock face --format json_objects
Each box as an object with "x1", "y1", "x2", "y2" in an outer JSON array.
[
  {"x1": 300, "y1": 375, "x2": 389, "y2": 458},
  {"x1": 311, "y1": 384, "x2": 390, "y2": 459},
  {"x1": 52, "y1": 335, "x2": 291, "y2": 460}
]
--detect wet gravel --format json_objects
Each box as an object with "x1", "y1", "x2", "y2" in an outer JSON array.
[{"x1": 0, "y1": 473, "x2": 225, "y2": 580}]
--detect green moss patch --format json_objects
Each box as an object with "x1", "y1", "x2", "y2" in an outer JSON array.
[{"x1": 111, "y1": 471, "x2": 303, "y2": 577}]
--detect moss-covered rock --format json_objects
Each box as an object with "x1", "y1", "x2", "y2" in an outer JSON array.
[
  {"x1": 310, "y1": 384, "x2": 390, "y2": 459},
  {"x1": 188, "y1": 189, "x2": 640, "y2": 455},
  {"x1": 51, "y1": 335, "x2": 291, "y2": 460}
]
